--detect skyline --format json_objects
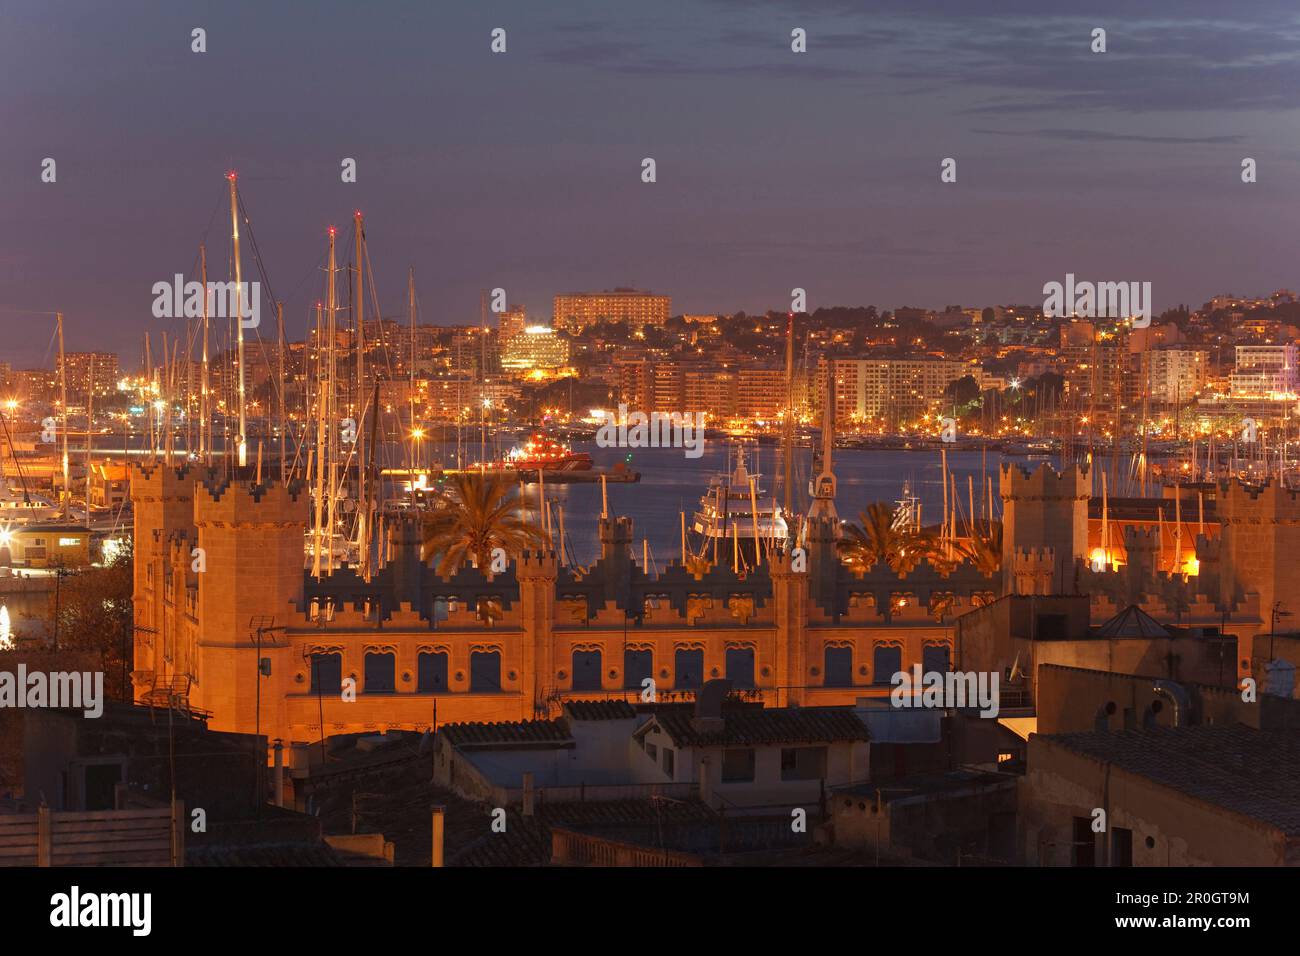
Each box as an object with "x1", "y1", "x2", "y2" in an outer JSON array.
[{"x1": 4, "y1": 0, "x2": 1299, "y2": 365}]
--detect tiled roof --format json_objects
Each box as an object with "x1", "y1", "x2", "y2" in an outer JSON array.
[
  {"x1": 187, "y1": 843, "x2": 343, "y2": 866},
  {"x1": 439, "y1": 719, "x2": 572, "y2": 749},
  {"x1": 643, "y1": 707, "x2": 869, "y2": 748},
  {"x1": 562, "y1": 700, "x2": 638, "y2": 721},
  {"x1": 1045, "y1": 726, "x2": 1300, "y2": 835},
  {"x1": 450, "y1": 798, "x2": 719, "y2": 867}
]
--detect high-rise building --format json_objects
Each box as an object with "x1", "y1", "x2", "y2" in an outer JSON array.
[
  {"x1": 651, "y1": 362, "x2": 683, "y2": 413},
  {"x1": 1148, "y1": 348, "x2": 1210, "y2": 404},
  {"x1": 553, "y1": 288, "x2": 671, "y2": 333},
  {"x1": 498, "y1": 306, "x2": 528, "y2": 345},
  {"x1": 63, "y1": 351, "x2": 119, "y2": 401},
  {"x1": 683, "y1": 368, "x2": 736, "y2": 418},
  {"x1": 1231, "y1": 344, "x2": 1298, "y2": 397},
  {"x1": 817, "y1": 356, "x2": 968, "y2": 428},
  {"x1": 736, "y1": 367, "x2": 786, "y2": 421},
  {"x1": 616, "y1": 359, "x2": 651, "y2": 409}
]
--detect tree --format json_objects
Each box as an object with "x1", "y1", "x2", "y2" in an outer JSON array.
[
  {"x1": 837, "y1": 502, "x2": 942, "y2": 574},
  {"x1": 49, "y1": 539, "x2": 135, "y2": 701},
  {"x1": 956, "y1": 521, "x2": 1002, "y2": 575},
  {"x1": 420, "y1": 472, "x2": 546, "y2": 575},
  {"x1": 944, "y1": 375, "x2": 981, "y2": 407}
]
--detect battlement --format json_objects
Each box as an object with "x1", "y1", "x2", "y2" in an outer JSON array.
[
  {"x1": 1000, "y1": 461, "x2": 1091, "y2": 498},
  {"x1": 129, "y1": 461, "x2": 201, "y2": 502},
  {"x1": 1011, "y1": 546, "x2": 1057, "y2": 566},
  {"x1": 194, "y1": 476, "x2": 309, "y2": 525},
  {"x1": 1123, "y1": 525, "x2": 1158, "y2": 548},
  {"x1": 517, "y1": 549, "x2": 559, "y2": 578},
  {"x1": 1217, "y1": 477, "x2": 1300, "y2": 521}
]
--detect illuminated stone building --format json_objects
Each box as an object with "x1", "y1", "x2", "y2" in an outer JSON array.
[
  {"x1": 130, "y1": 464, "x2": 993, "y2": 744},
  {"x1": 130, "y1": 460, "x2": 1292, "y2": 759}
]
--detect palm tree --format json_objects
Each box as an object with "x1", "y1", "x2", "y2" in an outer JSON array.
[
  {"x1": 956, "y1": 520, "x2": 1002, "y2": 575},
  {"x1": 420, "y1": 472, "x2": 547, "y2": 575},
  {"x1": 838, "y1": 502, "x2": 942, "y2": 574}
]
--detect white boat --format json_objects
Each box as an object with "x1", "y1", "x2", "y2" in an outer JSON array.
[
  {"x1": 692, "y1": 445, "x2": 788, "y2": 562},
  {"x1": 0, "y1": 479, "x2": 61, "y2": 523}
]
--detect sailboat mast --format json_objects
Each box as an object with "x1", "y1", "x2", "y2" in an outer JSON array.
[
  {"x1": 782, "y1": 312, "x2": 794, "y2": 518},
  {"x1": 57, "y1": 313, "x2": 69, "y2": 518},
  {"x1": 312, "y1": 300, "x2": 326, "y2": 579},
  {"x1": 326, "y1": 228, "x2": 339, "y2": 574},
  {"x1": 84, "y1": 354, "x2": 94, "y2": 529},
  {"x1": 408, "y1": 267, "x2": 416, "y2": 473},
  {"x1": 353, "y1": 211, "x2": 366, "y2": 552},
  {"x1": 227, "y1": 172, "x2": 248, "y2": 470},
  {"x1": 199, "y1": 244, "x2": 210, "y2": 466},
  {"x1": 277, "y1": 302, "x2": 286, "y2": 482}
]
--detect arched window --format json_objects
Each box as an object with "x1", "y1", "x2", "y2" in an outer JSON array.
[
  {"x1": 922, "y1": 644, "x2": 951, "y2": 674},
  {"x1": 726, "y1": 647, "x2": 755, "y2": 689},
  {"x1": 824, "y1": 646, "x2": 853, "y2": 687},
  {"x1": 572, "y1": 649, "x2": 602, "y2": 691},
  {"x1": 872, "y1": 644, "x2": 902, "y2": 685},
  {"x1": 623, "y1": 649, "x2": 652, "y2": 690},
  {"x1": 364, "y1": 651, "x2": 396, "y2": 693},
  {"x1": 675, "y1": 648, "x2": 704, "y2": 689},
  {"x1": 417, "y1": 650, "x2": 449, "y2": 692},
  {"x1": 470, "y1": 650, "x2": 502, "y2": 692},
  {"x1": 309, "y1": 652, "x2": 342, "y2": 694}
]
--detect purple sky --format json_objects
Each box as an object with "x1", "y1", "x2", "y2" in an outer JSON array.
[{"x1": 3, "y1": 0, "x2": 1298, "y2": 367}]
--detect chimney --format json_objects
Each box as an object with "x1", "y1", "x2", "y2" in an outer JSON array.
[
  {"x1": 431, "y1": 805, "x2": 445, "y2": 867},
  {"x1": 691, "y1": 678, "x2": 732, "y2": 735},
  {"x1": 273, "y1": 739, "x2": 285, "y2": 808},
  {"x1": 1152, "y1": 679, "x2": 1190, "y2": 727}
]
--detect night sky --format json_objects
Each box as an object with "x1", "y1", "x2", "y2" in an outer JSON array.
[{"x1": 3, "y1": 0, "x2": 1297, "y2": 366}]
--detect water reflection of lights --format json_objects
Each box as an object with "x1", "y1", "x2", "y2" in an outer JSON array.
[{"x1": 0, "y1": 605, "x2": 11, "y2": 649}]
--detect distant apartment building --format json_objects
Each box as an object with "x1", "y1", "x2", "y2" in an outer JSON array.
[
  {"x1": 736, "y1": 367, "x2": 787, "y2": 420},
  {"x1": 553, "y1": 288, "x2": 671, "y2": 333},
  {"x1": 617, "y1": 360, "x2": 651, "y2": 410},
  {"x1": 497, "y1": 306, "x2": 528, "y2": 345},
  {"x1": 1058, "y1": 323, "x2": 1136, "y2": 414},
  {"x1": 63, "y1": 351, "x2": 119, "y2": 401},
  {"x1": 1231, "y1": 344, "x2": 1297, "y2": 398},
  {"x1": 1147, "y1": 348, "x2": 1209, "y2": 404},
  {"x1": 652, "y1": 362, "x2": 684, "y2": 413},
  {"x1": 820, "y1": 357, "x2": 968, "y2": 426},
  {"x1": 684, "y1": 368, "x2": 736, "y2": 419},
  {"x1": 501, "y1": 326, "x2": 569, "y2": 372},
  {"x1": 13, "y1": 368, "x2": 59, "y2": 405}
]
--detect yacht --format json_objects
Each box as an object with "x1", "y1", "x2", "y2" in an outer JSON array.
[{"x1": 692, "y1": 445, "x2": 788, "y2": 564}]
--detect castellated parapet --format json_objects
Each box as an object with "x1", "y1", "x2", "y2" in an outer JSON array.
[
  {"x1": 1216, "y1": 478, "x2": 1300, "y2": 621},
  {"x1": 1001, "y1": 462, "x2": 1089, "y2": 594},
  {"x1": 1009, "y1": 547, "x2": 1057, "y2": 595}
]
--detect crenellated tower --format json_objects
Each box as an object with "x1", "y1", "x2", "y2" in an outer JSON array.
[{"x1": 1001, "y1": 462, "x2": 1090, "y2": 595}]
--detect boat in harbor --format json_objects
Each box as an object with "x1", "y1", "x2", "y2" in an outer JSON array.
[
  {"x1": 691, "y1": 445, "x2": 788, "y2": 564},
  {"x1": 505, "y1": 433, "x2": 593, "y2": 472}
]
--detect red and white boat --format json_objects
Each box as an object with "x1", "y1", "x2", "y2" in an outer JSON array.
[{"x1": 505, "y1": 434, "x2": 592, "y2": 472}]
